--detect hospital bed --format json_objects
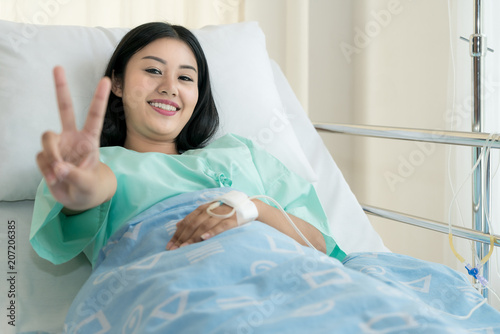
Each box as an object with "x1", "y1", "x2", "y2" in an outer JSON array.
[{"x1": 0, "y1": 18, "x2": 499, "y2": 333}]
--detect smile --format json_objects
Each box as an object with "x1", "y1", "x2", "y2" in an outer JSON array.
[
  {"x1": 148, "y1": 101, "x2": 179, "y2": 112},
  {"x1": 148, "y1": 100, "x2": 181, "y2": 116}
]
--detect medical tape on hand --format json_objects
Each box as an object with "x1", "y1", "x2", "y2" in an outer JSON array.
[{"x1": 206, "y1": 190, "x2": 258, "y2": 226}]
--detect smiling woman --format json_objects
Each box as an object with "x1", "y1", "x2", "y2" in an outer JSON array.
[
  {"x1": 101, "y1": 23, "x2": 218, "y2": 154},
  {"x1": 112, "y1": 38, "x2": 199, "y2": 155}
]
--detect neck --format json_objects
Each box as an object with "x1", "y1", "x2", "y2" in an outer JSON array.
[{"x1": 124, "y1": 135, "x2": 179, "y2": 155}]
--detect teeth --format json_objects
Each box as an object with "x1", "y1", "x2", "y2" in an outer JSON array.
[{"x1": 150, "y1": 102, "x2": 177, "y2": 112}]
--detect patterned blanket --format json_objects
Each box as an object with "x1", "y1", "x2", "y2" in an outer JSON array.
[{"x1": 63, "y1": 188, "x2": 500, "y2": 333}]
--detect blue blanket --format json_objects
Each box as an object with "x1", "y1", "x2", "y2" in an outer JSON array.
[{"x1": 63, "y1": 188, "x2": 500, "y2": 333}]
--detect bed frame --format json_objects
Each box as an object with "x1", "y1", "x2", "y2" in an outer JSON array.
[
  {"x1": 314, "y1": 0, "x2": 498, "y2": 300},
  {"x1": 314, "y1": 123, "x2": 499, "y2": 300}
]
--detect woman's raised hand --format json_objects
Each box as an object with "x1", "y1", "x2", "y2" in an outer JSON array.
[{"x1": 36, "y1": 66, "x2": 116, "y2": 211}]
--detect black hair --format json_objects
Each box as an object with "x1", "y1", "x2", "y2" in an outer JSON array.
[{"x1": 100, "y1": 22, "x2": 218, "y2": 152}]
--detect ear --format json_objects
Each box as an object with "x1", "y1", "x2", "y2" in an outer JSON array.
[{"x1": 111, "y1": 71, "x2": 123, "y2": 97}]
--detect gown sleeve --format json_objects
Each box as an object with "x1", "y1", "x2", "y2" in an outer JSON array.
[{"x1": 29, "y1": 178, "x2": 112, "y2": 266}]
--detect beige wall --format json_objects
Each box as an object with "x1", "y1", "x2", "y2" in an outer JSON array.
[
  {"x1": 244, "y1": 0, "x2": 310, "y2": 111},
  {"x1": 353, "y1": 0, "x2": 452, "y2": 266},
  {"x1": 309, "y1": 0, "x2": 455, "y2": 266},
  {"x1": 308, "y1": 0, "x2": 357, "y2": 185}
]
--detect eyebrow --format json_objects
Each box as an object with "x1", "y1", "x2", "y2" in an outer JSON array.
[{"x1": 142, "y1": 56, "x2": 197, "y2": 73}]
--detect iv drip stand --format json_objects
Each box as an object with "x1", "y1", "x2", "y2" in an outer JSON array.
[{"x1": 470, "y1": 0, "x2": 490, "y2": 300}]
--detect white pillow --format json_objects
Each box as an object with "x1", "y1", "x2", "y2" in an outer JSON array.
[
  {"x1": 0, "y1": 20, "x2": 316, "y2": 201},
  {"x1": 270, "y1": 60, "x2": 389, "y2": 254}
]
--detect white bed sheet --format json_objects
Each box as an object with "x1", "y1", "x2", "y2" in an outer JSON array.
[{"x1": 0, "y1": 200, "x2": 91, "y2": 334}]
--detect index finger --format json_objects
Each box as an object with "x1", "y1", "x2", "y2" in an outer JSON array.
[
  {"x1": 83, "y1": 76, "x2": 111, "y2": 139},
  {"x1": 53, "y1": 66, "x2": 77, "y2": 132}
]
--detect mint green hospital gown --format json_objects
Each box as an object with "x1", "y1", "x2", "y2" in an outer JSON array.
[{"x1": 30, "y1": 134, "x2": 345, "y2": 267}]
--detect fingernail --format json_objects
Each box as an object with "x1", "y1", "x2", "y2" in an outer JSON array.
[
  {"x1": 201, "y1": 233, "x2": 211, "y2": 240},
  {"x1": 166, "y1": 241, "x2": 173, "y2": 250},
  {"x1": 170, "y1": 245, "x2": 178, "y2": 250},
  {"x1": 179, "y1": 243, "x2": 189, "y2": 248}
]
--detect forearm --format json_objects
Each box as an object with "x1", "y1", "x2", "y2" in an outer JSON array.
[{"x1": 252, "y1": 199, "x2": 326, "y2": 254}]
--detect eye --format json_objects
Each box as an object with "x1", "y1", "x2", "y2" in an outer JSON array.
[
  {"x1": 145, "y1": 68, "x2": 162, "y2": 75},
  {"x1": 179, "y1": 75, "x2": 194, "y2": 82}
]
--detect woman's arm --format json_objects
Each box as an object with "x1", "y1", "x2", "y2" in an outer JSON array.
[
  {"x1": 252, "y1": 200, "x2": 326, "y2": 253},
  {"x1": 167, "y1": 199, "x2": 327, "y2": 254}
]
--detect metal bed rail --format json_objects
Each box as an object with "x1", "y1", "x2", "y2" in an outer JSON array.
[
  {"x1": 314, "y1": 122, "x2": 499, "y2": 250},
  {"x1": 315, "y1": 122, "x2": 499, "y2": 300},
  {"x1": 314, "y1": 123, "x2": 500, "y2": 149},
  {"x1": 362, "y1": 205, "x2": 500, "y2": 248}
]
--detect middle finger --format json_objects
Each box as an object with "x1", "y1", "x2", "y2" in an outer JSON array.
[
  {"x1": 177, "y1": 216, "x2": 222, "y2": 248},
  {"x1": 170, "y1": 214, "x2": 208, "y2": 249},
  {"x1": 53, "y1": 66, "x2": 77, "y2": 132}
]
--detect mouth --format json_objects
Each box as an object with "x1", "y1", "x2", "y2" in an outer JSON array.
[{"x1": 148, "y1": 100, "x2": 181, "y2": 116}]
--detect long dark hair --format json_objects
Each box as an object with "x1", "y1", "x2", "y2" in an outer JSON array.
[{"x1": 100, "y1": 22, "x2": 219, "y2": 152}]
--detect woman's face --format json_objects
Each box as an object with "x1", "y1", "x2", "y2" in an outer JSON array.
[{"x1": 112, "y1": 37, "x2": 199, "y2": 154}]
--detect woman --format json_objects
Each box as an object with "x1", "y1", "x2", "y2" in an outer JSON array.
[{"x1": 31, "y1": 22, "x2": 344, "y2": 268}]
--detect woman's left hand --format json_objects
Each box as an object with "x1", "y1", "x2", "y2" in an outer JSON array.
[{"x1": 166, "y1": 202, "x2": 238, "y2": 250}]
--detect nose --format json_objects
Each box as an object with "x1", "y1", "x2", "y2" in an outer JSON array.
[{"x1": 158, "y1": 75, "x2": 177, "y2": 96}]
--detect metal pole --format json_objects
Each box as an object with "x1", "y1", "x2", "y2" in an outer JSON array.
[
  {"x1": 314, "y1": 123, "x2": 500, "y2": 148},
  {"x1": 362, "y1": 205, "x2": 500, "y2": 248},
  {"x1": 471, "y1": 0, "x2": 489, "y2": 299}
]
